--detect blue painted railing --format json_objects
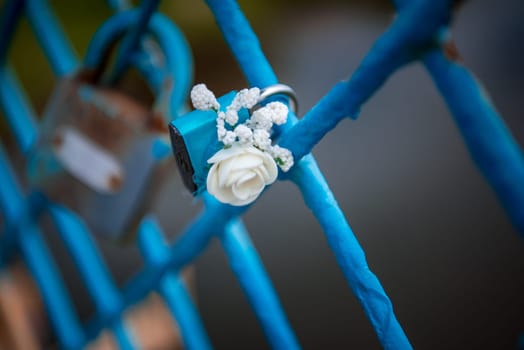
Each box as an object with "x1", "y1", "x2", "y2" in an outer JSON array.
[{"x1": 0, "y1": 0, "x2": 522, "y2": 349}]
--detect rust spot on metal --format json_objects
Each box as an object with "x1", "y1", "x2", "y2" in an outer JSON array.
[
  {"x1": 442, "y1": 40, "x2": 462, "y2": 62},
  {"x1": 108, "y1": 174, "x2": 123, "y2": 191},
  {"x1": 148, "y1": 112, "x2": 168, "y2": 133}
]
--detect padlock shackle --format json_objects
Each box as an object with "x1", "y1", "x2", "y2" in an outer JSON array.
[{"x1": 84, "y1": 9, "x2": 193, "y2": 120}]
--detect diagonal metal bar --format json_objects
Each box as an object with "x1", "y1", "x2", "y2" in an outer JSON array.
[
  {"x1": 25, "y1": 0, "x2": 78, "y2": 76},
  {"x1": 0, "y1": 0, "x2": 25, "y2": 65},
  {"x1": 220, "y1": 219, "x2": 301, "y2": 350},
  {"x1": 138, "y1": 217, "x2": 213, "y2": 350},
  {"x1": 84, "y1": 9, "x2": 193, "y2": 118},
  {"x1": 423, "y1": 50, "x2": 524, "y2": 233},
  {"x1": 205, "y1": 0, "x2": 278, "y2": 88},
  {"x1": 204, "y1": 0, "x2": 412, "y2": 348},
  {"x1": 0, "y1": 66, "x2": 38, "y2": 153},
  {"x1": 112, "y1": 320, "x2": 136, "y2": 350},
  {"x1": 160, "y1": 273, "x2": 212, "y2": 350},
  {"x1": 0, "y1": 145, "x2": 85, "y2": 349},
  {"x1": 84, "y1": 201, "x2": 235, "y2": 342},
  {"x1": 290, "y1": 155, "x2": 411, "y2": 349},
  {"x1": 278, "y1": 1, "x2": 453, "y2": 160},
  {"x1": 48, "y1": 206, "x2": 123, "y2": 318},
  {"x1": 105, "y1": 0, "x2": 161, "y2": 84}
]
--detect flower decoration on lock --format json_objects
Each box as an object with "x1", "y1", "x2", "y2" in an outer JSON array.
[{"x1": 189, "y1": 84, "x2": 295, "y2": 206}]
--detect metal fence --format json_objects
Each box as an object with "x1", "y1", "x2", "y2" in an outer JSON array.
[{"x1": 0, "y1": 0, "x2": 522, "y2": 349}]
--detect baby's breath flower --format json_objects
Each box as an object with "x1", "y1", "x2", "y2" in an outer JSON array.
[
  {"x1": 250, "y1": 108, "x2": 273, "y2": 130},
  {"x1": 191, "y1": 84, "x2": 219, "y2": 111},
  {"x1": 216, "y1": 116, "x2": 226, "y2": 141},
  {"x1": 217, "y1": 125, "x2": 227, "y2": 141},
  {"x1": 266, "y1": 102, "x2": 289, "y2": 125},
  {"x1": 253, "y1": 129, "x2": 271, "y2": 150},
  {"x1": 270, "y1": 145, "x2": 294, "y2": 172},
  {"x1": 234, "y1": 124, "x2": 253, "y2": 145},
  {"x1": 239, "y1": 87, "x2": 261, "y2": 109},
  {"x1": 231, "y1": 87, "x2": 261, "y2": 110},
  {"x1": 222, "y1": 131, "x2": 237, "y2": 146},
  {"x1": 195, "y1": 83, "x2": 295, "y2": 177},
  {"x1": 224, "y1": 108, "x2": 239, "y2": 126}
]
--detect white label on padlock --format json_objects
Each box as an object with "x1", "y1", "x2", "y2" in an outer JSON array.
[{"x1": 53, "y1": 126, "x2": 124, "y2": 194}]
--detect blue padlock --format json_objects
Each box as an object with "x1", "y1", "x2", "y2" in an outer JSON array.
[
  {"x1": 169, "y1": 92, "x2": 237, "y2": 194},
  {"x1": 169, "y1": 85, "x2": 298, "y2": 195}
]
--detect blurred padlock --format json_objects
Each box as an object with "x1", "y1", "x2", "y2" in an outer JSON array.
[{"x1": 27, "y1": 70, "x2": 170, "y2": 240}]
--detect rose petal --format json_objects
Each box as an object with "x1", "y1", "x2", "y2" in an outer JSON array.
[
  {"x1": 232, "y1": 173, "x2": 264, "y2": 201},
  {"x1": 210, "y1": 184, "x2": 236, "y2": 204},
  {"x1": 215, "y1": 189, "x2": 237, "y2": 204},
  {"x1": 225, "y1": 169, "x2": 247, "y2": 187},
  {"x1": 253, "y1": 168, "x2": 267, "y2": 182},
  {"x1": 255, "y1": 163, "x2": 272, "y2": 180},
  {"x1": 218, "y1": 158, "x2": 237, "y2": 187},
  {"x1": 229, "y1": 154, "x2": 263, "y2": 172},
  {"x1": 260, "y1": 153, "x2": 278, "y2": 183},
  {"x1": 231, "y1": 172, "x2": 258, "y2": 200},
  {"x1": 207, "y1": 163, "x2": 219, "y2": 190},
  {"x1": 207, "y1": 163, "x2": 235, "y2": 203}
]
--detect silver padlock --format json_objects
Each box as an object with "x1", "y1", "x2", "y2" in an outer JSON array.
[{"x1": 27, "y1": 70, "x2": 170, "y2": 240}]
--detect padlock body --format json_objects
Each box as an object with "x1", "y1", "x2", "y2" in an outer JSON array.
[
  {"x1": 169, "y1": 92, "x2": 243, "y2": 194},
  {"x1": 27, "y1": 74, "x2": 167, "y2": 240}
]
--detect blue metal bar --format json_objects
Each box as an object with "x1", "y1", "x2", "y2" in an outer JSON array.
[
  {"x1": 220, "y1": 219, "x2": 300, "y2": 350},
  {"x1": 123, "y1": 199, "x2": 238, "y2": 305},
  {"x1": 48, "y1": 205, "x2": 123, "y2": 317},
  {"x1": 205, "y1": 0, "x2": 278, "y2": 88},
  {"x1": 120, "y1": 159, "x2": 406, "y2": 350},
  {"x1": 160, "y1": 273, "x2": 213, "y2": 350},
  {"x1": 49, "y1": 206, "x2": 139, "y2": 348},
  {"x1": 137, "y1": 217, "x2": 170, "y2": 266},
  {"x1": 423, "y1": 50, "x2": 524, "y2": 233},
  {"x1": 0, "y1": 145, "x2": 24, "y2": 224},
  {"x1": 85, "y1": 204, "x2": 228, "y2": 342},
  {"x1": 113, "y1": 319, "x2": 136, "y2": 350},
  {"x1": 106, "y1": 0, "x2": 161, "y2": 84},
  {"x1": 0, "y1": 0, "x2": 25, "y2": 65},
  {"x1": 0, "y1": 192, "x2": 46, "y2": 265},
  {"x1": 0, "y1": 145, "x2": 25, "y2": 262},
  {"x1": 20, "y1": 223, "x2": 86, "y2": 349},
  {"x1": 140, "y1": 13, "x2": 193, "y2": 118},
  {"x1": 0, "y1": 147, "x2": 84, "y2": 349},
  {"x1": 204, "y1": 0, "x2": 412, "y2": 348},
  {"x1": 25, "y1": 0, "x2": 78, "y2": 76},
  {"x1": 290, "y1": 155, "x2": 412, "y2": 349},
  {"x1": 139, "y1": 218, "x2": 213, "y2": 350},
  {"x1": 0, "y1": 66, "x2": 38, "y2": 153},
  {"x1": 84, "y1": 9, "x2": 193, "y2": 118},
  {"x1": 278, "y1": 1, "x2": 453, "y2": 160}
]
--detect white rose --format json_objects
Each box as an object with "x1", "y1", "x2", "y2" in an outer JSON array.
[{"x1": 207, "y1": 143, "x2": 278, "y2": 206}]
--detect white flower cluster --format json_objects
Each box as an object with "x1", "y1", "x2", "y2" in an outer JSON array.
[
  {"x1": 190, "y1": 83, "x2": 219, "y2": 111},
  {"x1": 190, "y1": 84, "x2": 294, "y2": 173},
  {"x1": 269, "y1": 145, "x2": 294, "y2": 172}
]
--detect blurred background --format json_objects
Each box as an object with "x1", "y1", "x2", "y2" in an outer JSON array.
[{"x1": 1, "y1": 0, "x2": 524, "y2": 349}]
